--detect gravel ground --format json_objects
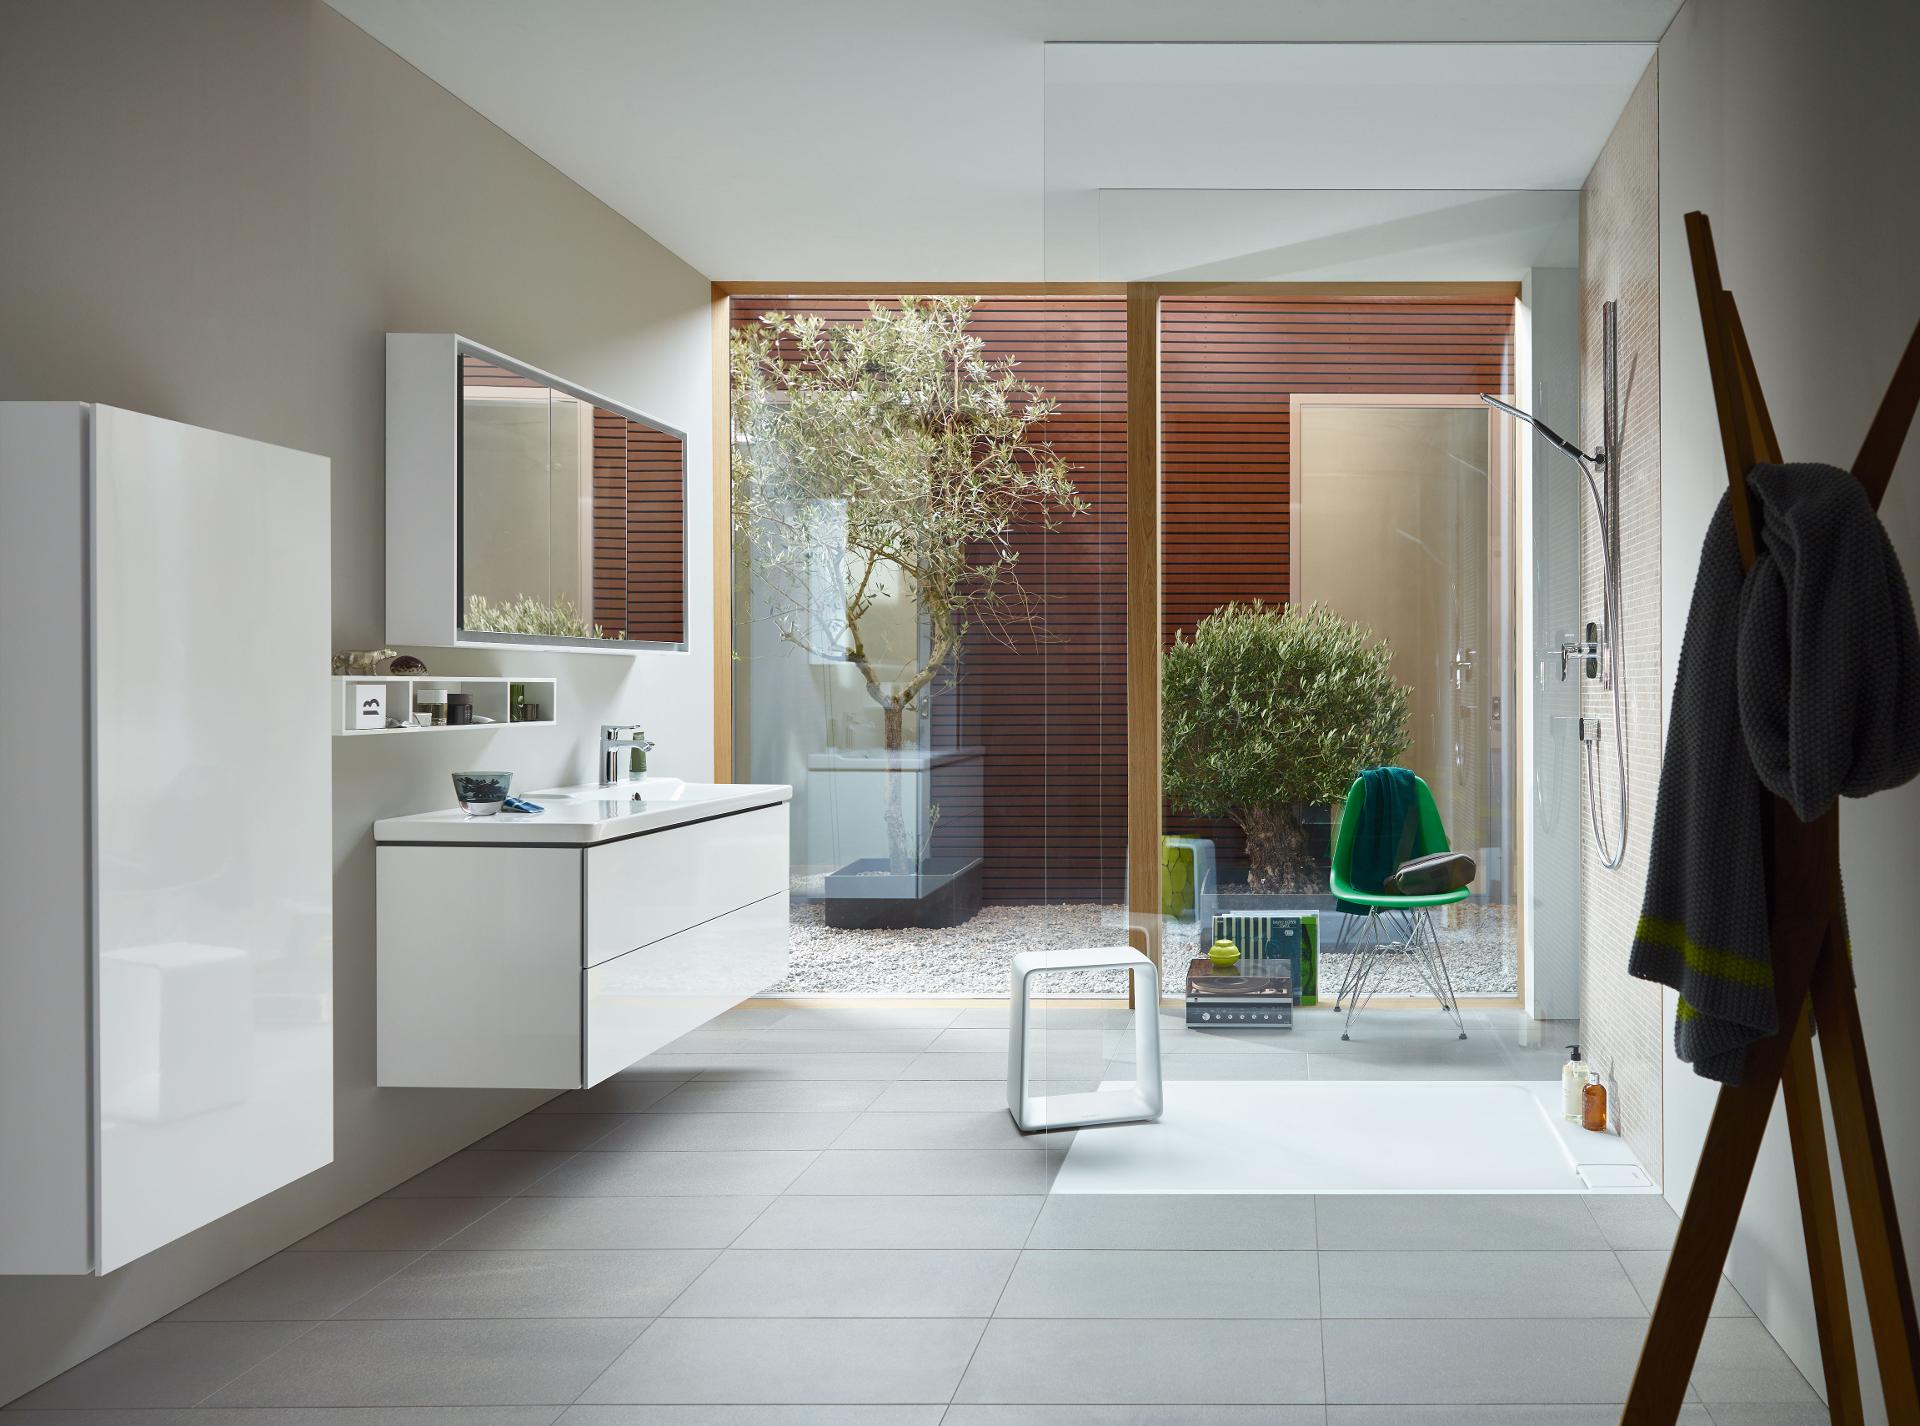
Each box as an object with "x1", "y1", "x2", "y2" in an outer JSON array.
[{"x1": 770, "y1": 893, "x2": 1517, "y2": 998}]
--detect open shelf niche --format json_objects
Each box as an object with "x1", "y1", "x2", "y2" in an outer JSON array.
[{"x1": 331, "y1": 675, "x2": 557, "y2": 736}]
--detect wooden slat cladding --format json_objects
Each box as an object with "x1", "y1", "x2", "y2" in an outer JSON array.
[
  {"x1": 730, "y1": 295, "x2": 1129, "y2": 904},
  {"x1": 622, "y1": 421, "x2": 687, "y2": 643},
  {"x1": 1158, "y1": 295, "x2": 1514, "y2": 868},
  {"x1": 589, "y1": 412, "x2": 687, "y2": 643}
]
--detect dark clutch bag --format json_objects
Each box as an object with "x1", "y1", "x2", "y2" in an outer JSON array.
[{"x1": 1384, "y1": 850, "x2": 1477, "y2": 895}]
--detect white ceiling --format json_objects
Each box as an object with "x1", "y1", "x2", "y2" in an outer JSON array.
[{"x1": 325, "y1": 1, "x2": 1674, "y2": 280}]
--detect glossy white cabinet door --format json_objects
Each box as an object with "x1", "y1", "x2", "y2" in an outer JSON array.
[
  {"x1": 376, "y1": 845, "x2": 584, "y2": 1090},
  {"x1": 91, "y1": 406, "x2": 332, "y2": 1272},
  {"x1": 583, "y1": 805, "x2": 787, "y2": 966},
  {"x1": 584, "y1": 890, "x2": 789, "y2": 1085}
]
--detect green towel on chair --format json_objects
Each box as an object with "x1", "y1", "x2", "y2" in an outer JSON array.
[{"x1": 1335, "y1": 765, "x2": 1422, "y2": 915}]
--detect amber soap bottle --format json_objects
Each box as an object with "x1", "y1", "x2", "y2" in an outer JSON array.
[{"x1": 1582, "y1": 1077, "x2": 1608, "y2": 1133}]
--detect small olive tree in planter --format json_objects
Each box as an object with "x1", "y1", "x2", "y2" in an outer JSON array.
[
  {"x1": 1162, "y1": 601, "x2": 1411, "y2": 895},
  {"x1": 730, "y1": 297, "x2": 1086, "y2": 925}
]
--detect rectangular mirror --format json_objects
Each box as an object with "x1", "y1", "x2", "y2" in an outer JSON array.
[{"x1": 458, "y1": 344, "x2": 686, "y2": 649}]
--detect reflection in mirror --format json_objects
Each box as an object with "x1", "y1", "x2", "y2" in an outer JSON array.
[{"x1": 459, "y1": 352, "x2": 686, "y2": 647}]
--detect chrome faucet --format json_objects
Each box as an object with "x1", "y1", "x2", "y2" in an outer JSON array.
[{"x1": 599, "y1": 724, "x2": 654, "y2": 786}]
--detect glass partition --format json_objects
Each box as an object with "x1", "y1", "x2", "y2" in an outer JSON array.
[{"x1": 728, "y1": 294, "x2": 1129, "y2": 1002}]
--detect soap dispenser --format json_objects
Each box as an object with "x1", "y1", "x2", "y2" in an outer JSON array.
[{"x1": 1562, "y1": 1044, "x2": 1590, "y2": 1122}]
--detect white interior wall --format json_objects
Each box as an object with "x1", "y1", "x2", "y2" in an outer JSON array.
[
  {"x1": 1657, "y1": 0, "x2": 1920, "y2": 1416},
  {"x1": 0, "y1": 0, "x2": 713, "y2": 1402}
]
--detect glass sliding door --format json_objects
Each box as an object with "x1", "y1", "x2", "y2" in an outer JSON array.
[
  {"x1": 727, "y1": 293, "x2": 1131, "y2": 1000},
  {"x1": 1291, "y1": 397, "x2": 1516, "y2": 994}
]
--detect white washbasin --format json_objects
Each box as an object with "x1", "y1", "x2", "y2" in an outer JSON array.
[
  {"x1": 527, "y1": 778, "x2": 686, "y2": 807},
  {"x1": 377, "y1": 778, "x2": 790, "y2": 846}
]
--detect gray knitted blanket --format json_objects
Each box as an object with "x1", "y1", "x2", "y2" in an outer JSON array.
[{"x1": 1630, "y1": 462, "x2": 1920, "y2": 1083}]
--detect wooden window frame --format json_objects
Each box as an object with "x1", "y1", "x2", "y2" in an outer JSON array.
[{"x1": 711, "y1": 279, "x2": 1521, "y2": 1003}]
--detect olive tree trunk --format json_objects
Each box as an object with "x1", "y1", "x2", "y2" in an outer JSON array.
[
  {"x1": 1237, "y1": 803, "x2": 1321, "y2": 894},
  {"x1": 881, "y1": 701, "x2": 910, "y2": 875}
]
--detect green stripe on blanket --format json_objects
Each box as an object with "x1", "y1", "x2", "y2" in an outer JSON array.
[{"x1": 1634, "y1": 917, "x2": 1775, "y2": 989}]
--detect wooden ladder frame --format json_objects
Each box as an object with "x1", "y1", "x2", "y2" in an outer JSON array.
[{"x1": 1620, "y1": 212, "x2": 1920, "y2": 1424}]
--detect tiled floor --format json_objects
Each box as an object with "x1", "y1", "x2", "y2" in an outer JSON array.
[{"x1": 8, "y1": 1005, "x2": 1825, "y2": 1424}]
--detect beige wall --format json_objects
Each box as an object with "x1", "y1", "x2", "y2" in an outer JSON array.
[
  {"x1": 1657, "y1": 0, "x2": 1920, "y2": 1416},
  {"x1": 1576, "y1": 57, "x2": 1665, "y2": 1182},
  {"x1": 0, "y1": 0, "x2": 713, "y2": 1402}
]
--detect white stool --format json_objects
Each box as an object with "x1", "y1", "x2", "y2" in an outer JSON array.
[{"x1": 1007, "y1": 946, "x2": 1163, "y2": 1133}]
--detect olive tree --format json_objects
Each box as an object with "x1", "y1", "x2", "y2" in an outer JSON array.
[
  {"x1": 730, "y1": 297, "x2": 1086, "y2": 870},
  {"x1": 1162, "y1": 601, "x2": 1411, "y2": 893}
]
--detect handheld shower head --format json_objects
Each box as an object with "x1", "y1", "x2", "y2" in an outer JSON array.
[{"x1": 1480, "y1": 393, "x2": 1603, "y2": 468}]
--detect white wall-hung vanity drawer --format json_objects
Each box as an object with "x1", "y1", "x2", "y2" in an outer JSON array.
[
  {"x1": 376, "y1": 789, "x2": 792, "y2": 1091},
  {"x1": 584, "y1": 891, "x2": 788, "y2": 1085},
  {"x1": 584, "y1": 804, "x2": 787, "y2": 966}
]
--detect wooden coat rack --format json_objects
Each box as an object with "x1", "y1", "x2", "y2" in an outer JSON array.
[{"x1": 1621, "y1": 213, "x2": 1920, "y2": 1424}]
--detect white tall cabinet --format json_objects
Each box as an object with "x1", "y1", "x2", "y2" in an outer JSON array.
[{"x1": 0, "y1": 404, "x2": 332, "y2": 1275}]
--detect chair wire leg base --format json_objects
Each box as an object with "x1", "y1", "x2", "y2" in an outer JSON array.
[{"x1": 1338, "y1": 907, "x2": 1469, "y2": 1040}]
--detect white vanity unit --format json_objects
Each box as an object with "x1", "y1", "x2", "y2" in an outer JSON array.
[
  {"x1": 376, "y1": 779, "x2": 792, "y2": 1088},
  {"x1": 0, "y1": 403, "x2": 332, "y2": 1275}
]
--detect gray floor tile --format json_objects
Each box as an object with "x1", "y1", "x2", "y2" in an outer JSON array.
[
  {"x1": 645, "y1": 1079, "x2": 885, "y2": 1114},
  {"x1": 951, "y1": 1006, "x2": 1013, "y2": 1027},
  {"x1": 291, "y1": 1198, "x2": 508, "y2": 1252},
  {"x1": 997, "y1": 1249, "x2": 1318, "y2": 1318},
  {"x1": 1700, "y1": 1406, "x2": 1831, "y2": 1424},
  {"x1": 1150, "y1": 1053, "x2": 1312, "y2": 1081},
  {"x1": 338, "y1": 1249, "x2": 715, "y2": 1319},
  {"x1": 1027, "y1": 1193, "x2": 1316, "y2": 1249},
  {"x1": 1315, "y1": 1194, "x2": 1608, "y2": 1250},
  {"x1": 0, "y1": 1410, "x2": 568, "y2": 1425},
  {"x1": 560, "y1": 1408, "x2": 944, "y2": 1425},
  {"x1": 898, "y1": 1052, "x2": 1023, "y2": 1081},
  {"x1": 383, "y1": 1151, "x2": 573, "y2": 1198},
  {"x1": 678, "y1": 1053, "x2": 919, "y2": 1080},
  {"x1": 1322, "y1": 1317, "x2": 1660, "y2": 1403},
  {"x1": 665, "y1": 1029, "x2": 943, "y2": 1055},
  {"x1": 1586, "y1": 1194, "x2": 1682, "y2": 1249},
  {"x1": 1328, "y1": 1410, "x2": 1713, "y2": 1424},
  {"x1": 833, "y1": 1111, "x2": 1066, "y2": 1150},
  {"x1": 929, "y1": 1027, "x2": 1103, "y2": 1056},
  {"x1": 537, "y1": 1079, "x2": 687, "y2": 1114},
  {"x1": 10, "y1": 1322, "x2": 317, "y2": 1408},
  {"x1": 524, "y1": 1150, "x2": 817, "y2": 1197},
  {"x1": 166, "y1": 1252, "x2": 419, "y2": 1321},
  {"x1": 666, "y1": 1248, "x2": 1015, "y2": 1317},
  {"x1": 945, "y1": 1410, "x2": 1324, "y2": 1426},
  {"x1": 788, "y1": 1149, "x2": 1053, "y2": 1195},
  {"x1": 1616, "y1": 1249, "x2": 1753, "y2": 1317},
  {"x1": 578, "y1": 1317, "x2": 985, "y2": 1404},
  {"x1": 869, "y1": 1080, "x2": 1089, "y2": 1113},
  {"x1": 1320, "y1": 1249, "x2": 1645, "y2": 1318},
  {"x1": 1689, "y1": 1319, "x2": 1819, "y2": 1403},
  {"x1": 733, "y1": 1195, "x2": 1041, "y2": 1250},
  {"x1": 954, "y1": 1318, "x2": 1324, "y2": 1404},
  {"x1": 589, "y1": 1112, "x2": 856, "y2": 1151},
  {"x1": 702, "y1": 1005, "x2": 792, "y2": 1029},
  {"x1": 441, "y1": 1196, "x2": 771, "y2": 1251},
  {"x1": 205, "y1": 1319, "x2": 647, "y2": 1407},
  {"x1": 769, "y1": 1006, "x2": 963, "y2": 1032},
  {"x1": 1128, "y1": 1025, "x2": 1313, "y2": 1056},
  {"x1": 473, "y1": 1114, "x2": 630, "y2": 1151}
]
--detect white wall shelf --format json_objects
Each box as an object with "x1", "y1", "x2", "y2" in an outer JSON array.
[{"x1": 332, "y1": 674, "x2": 557, "y2": 736}]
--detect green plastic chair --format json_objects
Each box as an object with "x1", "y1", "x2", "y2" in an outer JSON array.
[{"x1": 1327, "y1": 770, "x2": 1472, "y2": 1041}]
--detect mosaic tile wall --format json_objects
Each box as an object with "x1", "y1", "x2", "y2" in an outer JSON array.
[{"x1": 1578, "y1": 57, "x2": 1667, "y2": 1183}]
